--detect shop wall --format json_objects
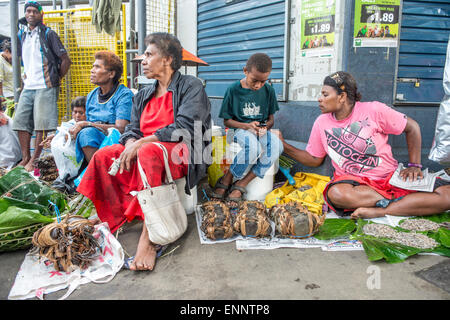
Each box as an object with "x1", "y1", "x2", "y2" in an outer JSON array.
[{"x1": 204, "y1": 0, "x2": 445, "y2": 173}]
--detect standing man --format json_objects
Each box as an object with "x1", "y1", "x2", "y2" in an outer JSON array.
[{"x1": 13, "y1": 1, "x2": 71, "y2": 171}]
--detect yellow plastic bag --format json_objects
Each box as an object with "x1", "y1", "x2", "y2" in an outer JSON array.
[
  {"x1": 264, "y1": 172, "x2": 331, "y2": 215},
  {"x1": 207, "y1": 135, "x2": 230, "y2": 187}
]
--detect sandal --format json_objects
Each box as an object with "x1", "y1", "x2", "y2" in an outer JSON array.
[
  {"x1": 210, "y1": 176, "x2": 231, "y2": 199},
  {"x1": 226, "y1": 183, "x2": 247, "y2": 202}
]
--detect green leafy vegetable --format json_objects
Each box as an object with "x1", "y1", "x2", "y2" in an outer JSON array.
[
  {"x1": 314, "y1": 218, "x2": 357, "y2": 240},
  {"x1": 0, "y1": 206, "x2": 53, "y2": 234}
]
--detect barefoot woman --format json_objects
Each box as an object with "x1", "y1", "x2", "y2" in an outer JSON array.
[
  {"x1": 278, "y1": 71, "x2": 450, "y2": 219},
  {"x1": 77, "y1": 33, "x2": 211, "y2": 270}
]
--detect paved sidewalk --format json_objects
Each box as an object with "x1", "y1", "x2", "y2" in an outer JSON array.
[{"x1": 1, "y1": 209, "x2": 449, "y2": 300}]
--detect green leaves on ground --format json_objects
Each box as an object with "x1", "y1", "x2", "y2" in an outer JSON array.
[
  {"x1": 314, "y1": 218, "x2": 356, "y2": 240},
  {"x1": 0, "y1": 206, "x2": 53, "y2": 234}
]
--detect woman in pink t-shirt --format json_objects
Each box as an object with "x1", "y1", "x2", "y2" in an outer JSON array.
[{"x1": 278, "y1": 71, "x2": 450, "y2": 219}]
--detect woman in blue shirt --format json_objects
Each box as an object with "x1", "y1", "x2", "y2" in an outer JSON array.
[{"x1": 69, "y1": 51, "x2": 133, "y2": 163}]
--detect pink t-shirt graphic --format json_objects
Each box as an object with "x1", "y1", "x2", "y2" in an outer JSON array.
[{"x1": 306, "y1": 101, "x2": 408, "y2": 180}]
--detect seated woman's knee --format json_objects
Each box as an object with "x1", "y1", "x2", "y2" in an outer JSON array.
[{"x1": 327, "y1": 184, "x2": 352, "y2": 207}]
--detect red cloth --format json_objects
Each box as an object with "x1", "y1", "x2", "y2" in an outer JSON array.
[
  {"x1": 77, "y1": 142, "x2": 188, "y2": 233},
  {"x1": 77, "y1": 92, "x2": 188, "y2": 233},
  {"x1": 140, "y1": 91, "x2": 174, "y2": 136}
]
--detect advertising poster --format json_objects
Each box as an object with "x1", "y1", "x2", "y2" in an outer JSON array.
[
  {"x1": 301, "y1": 0, "x2": 335, "y2": 58},
  {"x1": 353, "y1": 0, "x2": 400, "y2": 47}
]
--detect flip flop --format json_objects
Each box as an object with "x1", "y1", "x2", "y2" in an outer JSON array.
[
  {"x1": 210, "y1": 176, "x2": 231, "y2": 199},
  {"x1": 122, "y1": 244, "x2": 167, "y2": 270},
  {"x1": 226, "y1": 184, "x2": 247, "y2": 202}
]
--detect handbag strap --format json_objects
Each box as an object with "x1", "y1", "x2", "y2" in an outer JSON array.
[{"x1": 136, "y1": 142, "x2": 175, "y2": 190}]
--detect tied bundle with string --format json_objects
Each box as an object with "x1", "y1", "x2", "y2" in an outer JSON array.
[
  {"x1": 31, "y1": 213, "x2": 100, "y2": 272},
  {"x1": 233, "y1": 201, "x2": 272, "y2": 238},
  {"x1": 201, "y1": 200, "x2": 235, "y2": 240},
  {"x1": 270, "y1": 202, "x2": 325, "y2": 239}
]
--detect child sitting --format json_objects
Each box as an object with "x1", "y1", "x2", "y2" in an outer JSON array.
[
  {"x1": 213, "y1": 53, "x2": 283, "y2": 201},
  {"x1": 40, "y1": 96, "x2": 87, "y2": 148}
]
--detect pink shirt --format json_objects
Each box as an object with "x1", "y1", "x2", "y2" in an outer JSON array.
[{"x1": 306, "y1": 101, "x2": 407, "y2": 180}]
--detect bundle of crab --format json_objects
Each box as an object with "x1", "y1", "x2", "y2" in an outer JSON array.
[
  {"x1": 233, "y1": 201, "x2": 272, "y2": 238},
  {"x1": 270, "y1": 201, "x2": 326, "y2": 239},
  {"x1": 31, "y1": 214, "x2": 100, "y2": 272},
  {"x1": 200, "y1": 200, "x2": 235, "y2": 240},
  {"x1": 35, "y1": 155, "x2": 58, "y2": 182}
]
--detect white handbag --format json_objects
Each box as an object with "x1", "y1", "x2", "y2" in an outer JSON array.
[{"x1": 136, "y1": 143, "x2": 188, "y2": 245}]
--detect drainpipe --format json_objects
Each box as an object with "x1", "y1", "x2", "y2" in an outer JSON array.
[
  {"x1": 9, "y1": 0, "x2": 20, "y2": 103},
  {"x1": 137, "y1": 0, "x2": 146, "y2": 55}
]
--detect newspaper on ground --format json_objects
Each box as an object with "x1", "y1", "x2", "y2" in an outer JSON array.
[{"x1": 195, "y1": 204, "x2": 416, "y2": 251}]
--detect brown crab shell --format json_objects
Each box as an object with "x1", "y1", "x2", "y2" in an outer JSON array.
[{"x1": 270, "y1": 201, "x2": 325, "y2": 238}]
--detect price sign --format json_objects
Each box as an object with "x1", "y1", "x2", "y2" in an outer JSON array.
[
  {"x1": 304, "y1": 15, "x2": 335, "y2": 36},
  {"x1": 300, "y1": 0, "x2": 335, "y2": 56},
  {"x1": 360, "y1": 4, "x2": 399, "y2": 24},
  {"x1": 353, "y1": 0, "x2": 400, "y2": 48}
]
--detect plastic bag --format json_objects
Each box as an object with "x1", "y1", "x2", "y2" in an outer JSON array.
[
  {"x1": 429, "y1": 35, "x2": 450, "y2": 165},
  {"x1": 207, "y1": 135, "x2": 229, "y2": 187},
  {"x1": 51, "y1": 124, "x2": 83, "y2": 180},
  {"x1": 0, "y1": 114, "x2": 21, "y2": 169},
  {"x1": 8, "y1": 223, "x2": 124, "y2": 300},
  {"x1": 264, "y1": 172, "x2": 331, "y2": 215},
  {"x1": 74, "y1": 128, "x2": 121, "y2": 187}
]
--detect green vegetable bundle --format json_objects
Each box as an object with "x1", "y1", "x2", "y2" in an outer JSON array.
[
  {"x1": 314, "y1": 213, "x2": 450, "y2": 263},
  {"x1": 0, "y1": 167, "x2": 69, "y2": 252}
]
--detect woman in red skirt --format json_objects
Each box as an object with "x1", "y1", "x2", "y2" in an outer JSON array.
[
  {"x1": 77, "y1": 33, "x2": 211, "y2": 271},
  {"x1": 276, "y1": 71, "x2": 450, "y2": 219}
]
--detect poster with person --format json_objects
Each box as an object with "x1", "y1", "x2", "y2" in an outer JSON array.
[
  {"x1": 300, "y1": 0, "x2": 335, "y2": 58},
  {"x1": 353, "y1": 0, "x2": 400, "y2": 48}
]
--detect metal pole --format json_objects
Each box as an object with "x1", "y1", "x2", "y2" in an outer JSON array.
[
  {"x1": 130, "y1": 0, "x2": 136, "y2": 89},
  {"x1": 137, "y1": 0, "x2": 146, "y2": 55},
  {"x1": 10, "y1": 0, "x2": 21, "y2": 103},
  {"x1": 52, "y1": 0, "x2": 57, "y2": 9},
  {"x1": 62, "y1": 0, "x2": 69, "y2": 8}
]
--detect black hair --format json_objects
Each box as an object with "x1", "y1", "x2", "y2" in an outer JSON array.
[
  {"x1": 144, "y1": 32, "x2": 183, "y2": 71},
  {"x1": 1, "y1": 40, "x2": 11, "y2": 52},
  {"x1": 246, "y1": 53, "x2": 272, "y2": 73},
  {"x1": 71, "y1": 96, "x2": 86, "y2": 111},
  {"x1": 323, "y1": 71, "x2": 362, "y2": 105}
]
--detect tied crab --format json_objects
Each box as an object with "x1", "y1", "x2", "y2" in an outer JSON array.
[
  {"x1": 201, "y1": 201, "x2": 235, "y2": 240},
  {"x1": 233, "y1": 201, "x2": 272, "y2": 238},
  {"x1": 270, "y1": 202, "x2": 325, "y2": 238},
  {"x1": 31, "y1": 214, "x2": 100, "y2": 272}
]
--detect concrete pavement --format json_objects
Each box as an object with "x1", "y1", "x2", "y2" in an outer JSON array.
[{"x1": 0, "y1": 182, "x2": 449, "y2": 300}]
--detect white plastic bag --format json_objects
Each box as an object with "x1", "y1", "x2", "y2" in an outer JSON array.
[
  {"x1": 429, "y1": 35, "x2": 450, "y2": 165},
  {"x1": 0, "y1": 115, "x2": 21, "y2": 169},
  {"x1": 51, "y1": 123, "x2": 83, "y2": 180},
  {"x1": 8, "y1": 223, "x2": 124, "y2": 300}
]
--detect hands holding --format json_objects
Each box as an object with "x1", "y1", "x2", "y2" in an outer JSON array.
[
  {"x1": 245, "y1": 121, "x2": 267, "y2": 137},
  {"x1": 40, "y1": 134, "x2": 55, "y2": 148},
  {"x1": 68, "y1": 121, "x2": 89, "y2": 140}
]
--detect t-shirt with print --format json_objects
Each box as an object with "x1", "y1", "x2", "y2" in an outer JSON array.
[
  {"x1": 219, "y1": 80, "x2": 279, "y2": 124},
  {"x1": 306, "y1": 101, "x2": 407, "y2": 180}
]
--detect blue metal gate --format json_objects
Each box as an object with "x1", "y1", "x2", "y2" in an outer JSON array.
[
  {"x1": 197, "y1": 0, "x2": 287, "y2": 100},
  {"x1": 395, "y1": 0, "x2": 450, "y2": 105}
]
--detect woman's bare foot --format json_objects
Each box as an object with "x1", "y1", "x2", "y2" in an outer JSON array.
[
  {"x1": 351, "y1": 207, "x2": 386, "y2": 219},
  {"x1": 129, "y1": 223, "x2": 157, "y2": 271}
]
